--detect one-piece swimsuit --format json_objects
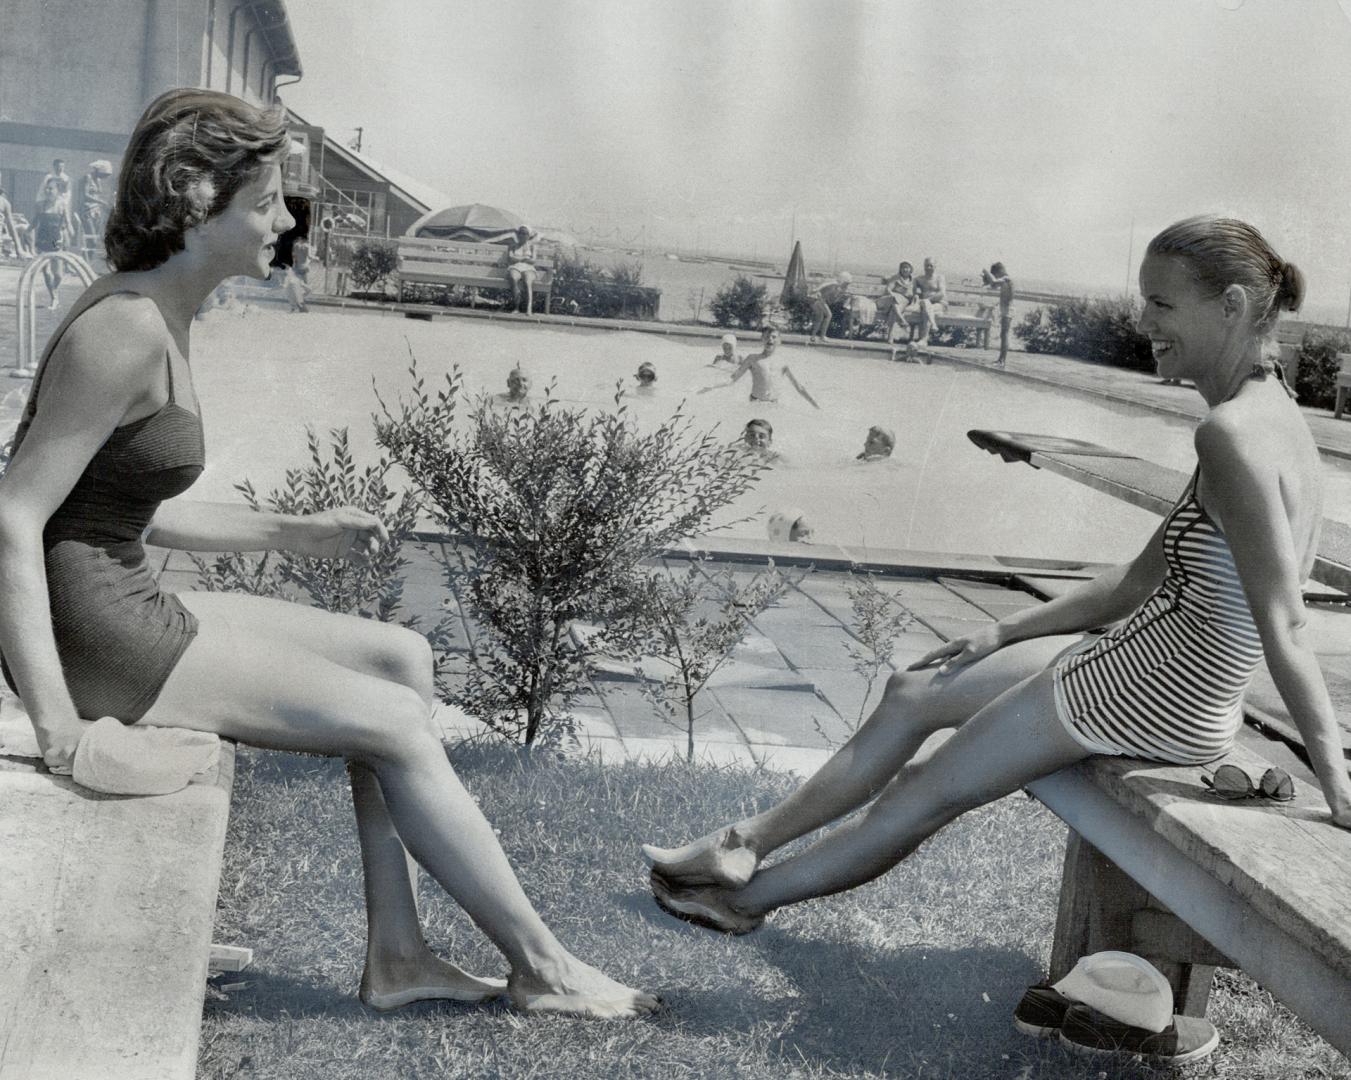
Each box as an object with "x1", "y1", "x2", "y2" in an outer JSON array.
[
  {"x1": 0, "y1": 292, "x2": 205, "y2": 721},
  {"x1": 1052, "y1": 469, "x2": 1264, "y2": 764}
]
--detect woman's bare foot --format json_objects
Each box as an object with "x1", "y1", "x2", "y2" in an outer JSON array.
[
  {"x1": 360, "y1": 952, "x2": 507, "y2": 1011},
  {"x1": 649, "y1": 872, "x2": 764, "y2": 935},
  {"x1": 641, "y1": 826, "x2": 759, "y2": 888},
  {"x1": 508, "y1": 955, "x2": 661, "y2": 1019}
]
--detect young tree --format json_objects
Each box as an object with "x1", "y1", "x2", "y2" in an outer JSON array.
[
  {"x1": 631, "y1": 557, "x2": 789, "y2": 761},
  {"x1": 375, "y1": 361, "x2": 769, "y2": 745}
]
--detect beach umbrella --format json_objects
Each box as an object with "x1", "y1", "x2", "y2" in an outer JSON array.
[
  {"x1": 406, "y1": 203, "x2": 525, "y2": 239},
  {"x1": 781, "y1": 240, "x2": 807, "y2": 303}
]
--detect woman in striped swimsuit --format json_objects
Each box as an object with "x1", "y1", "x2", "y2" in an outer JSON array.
[
  {"x1": 644, "y1": 216, "x2": 1351, "y2": 938},
  {"x1": 0, "y1": 89, "x2": 656, "y2": 1021}
]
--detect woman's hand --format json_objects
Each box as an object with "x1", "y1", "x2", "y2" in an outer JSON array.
[
  {"x1": 35, "y1": 717, "x2": 93, "y2": 775},
  {"x1": 295, "y1": 507, "x2": 390, "y2": 565},
  {"x1": 908, "y1": 623, "x2": 1006, "y2": 675}
]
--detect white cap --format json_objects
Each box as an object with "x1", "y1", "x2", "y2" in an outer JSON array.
[
  {"x1": 720, "y1": 333, "x2": 737, "y2": 346},
  {"x1": 837, "y1": 271, "x2": 853, "y2": 284},
  {"x1": 767, "y1": 507, "x2": 806, "y2": 542},
  {"x1": 1053, "y1": 952, "x2": 1174, "y2": 1033}
]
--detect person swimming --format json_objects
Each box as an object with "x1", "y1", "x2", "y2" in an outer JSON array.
[
  {"x1": 712, "y1": 333, "x2": 740, "y2": 366},
  {"x1": 766, "y1": 507, "x2": 813, "y2": 543},
  {"x1": 700, "y1": 327, "x2": 821, "y2": 408},
  {"x1": 493, "y1": 366, "x2": 532, "y2": 407},
  {"x1": 857, "y1": 425, "x2": 895, "y2": 461},
  {"x1": 741, "y1": 418, "x2": 778, "y2": 461},
  {"x1": 632, "y1": 362, "x2": 657, "y2": 395}
]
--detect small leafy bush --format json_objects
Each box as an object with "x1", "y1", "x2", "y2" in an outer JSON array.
[
  {"x1": 1015, "y1": 295, "x2": 1154, "y2": 371},
  {"x1": 349, "y1": 238, "x2": 400, "y2": 296},
  {"x1": 549, "y1": 255, "x2": 656, "y2": 319},
  {"x1": 191, "y1": 427, "x2": 438, "y2": 632},
  {"x1": 710, "y1": 274, "x2": 769, "y2": 330},
  {"x1": 1294, "y1": 329, "x2": 1349, "y2": 410},
  {"x1": 778, "y1": 292, "x2": 816, "y2": 334},
  {"x1": 374, "y1": 361, "x2": 769, "y2": 745}
]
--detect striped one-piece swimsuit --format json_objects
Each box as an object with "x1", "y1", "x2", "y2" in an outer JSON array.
[{"x1": 1052, "y1": 471, "x2": 1265, "y2": 764}]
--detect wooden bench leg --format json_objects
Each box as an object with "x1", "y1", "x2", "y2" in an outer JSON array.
[
  {"x1": 1050, "y1": 831, "x2": 1229, "y2": 1017},
  {"x1": 1336, "y1": 384, "x2": 1347, "y2": 420}
]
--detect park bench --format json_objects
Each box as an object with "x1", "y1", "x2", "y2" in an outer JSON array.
[
  {"x1": 0, "y1": 547, "x2": 236, "y2": 1080},
  {"x1": 392, "y1": 235, "x2": 554, "y2": 311},
  {"x1": 963, "y1": 428, "x2": 1351, "y2": 1054}
]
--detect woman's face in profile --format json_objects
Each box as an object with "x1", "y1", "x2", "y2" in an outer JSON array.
[
  {"x1": 199, "y1": 163, "x2": 294, "y2": 280},
  {"x1": 1136, "y1": 254, "x2": 1227, "y2": 382}
]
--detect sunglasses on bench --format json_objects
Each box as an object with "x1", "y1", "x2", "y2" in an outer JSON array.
[{"x1": 1202, "y1": 763, "x2": 1295, "y2": 802}]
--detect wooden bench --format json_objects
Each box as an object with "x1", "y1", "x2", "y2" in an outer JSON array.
[
  {"x1": 899, "y1": 308, "x2": 995, "y2": 348},
  {"x1": 392, "y1": 236, "x2": 554, "y2": 312},
  {"x1": 961, "y1": 429, "x2": 1351, "y2": 1053},
  {"x1": 0, "y1": 547, "x2": 236, "y2": 1080}
]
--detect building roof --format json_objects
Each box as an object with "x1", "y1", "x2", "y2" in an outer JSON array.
[{"x1": 246, "y1": 0, "x2": 303, "y2": 78}]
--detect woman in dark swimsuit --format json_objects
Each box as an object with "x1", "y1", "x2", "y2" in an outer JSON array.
[
  {"x1": 32, "y1": 177, "x2": 73, "y2": 308},
  {"x1": 0, "y1": 89, "x2": 656, "y2": 1021}
]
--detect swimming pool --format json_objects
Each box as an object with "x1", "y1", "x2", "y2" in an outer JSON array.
[{"x1": 189, "y1": 307, "x2": 1351, "y2": 566}]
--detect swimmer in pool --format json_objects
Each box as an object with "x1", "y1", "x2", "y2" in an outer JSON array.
[
  {"x1": 741, "y1": 418, "x2": 778, "y2": 462},
  {"x1": 766, "y1": 507, "x2": 813, "y2": 543},
  {"x1": 700, "y1": 327, "x2": 821, "y2": 408},
  {"x1": 857, "y1": 425, "x2": 895, "y2": 461},
  {"x1": 494, "y1": 366, "x2": 531, "y2": 407},
  {"x1": 712, "y1": 333, "x2": 741, "y2": 367},
  {"x1": 633, "y1": 362, "x2": 657, "y2": 395}
]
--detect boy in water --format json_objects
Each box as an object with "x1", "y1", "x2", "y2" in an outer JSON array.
[
  {"x1": 857, "y1": 425, "x2": 895, "y2": 461},
  {"x1": 742, "y1": 418, "x2": 778, "y2": 461},
  {"x1": 701, "y1": 326, "x2": 820, "y2": 407},
  {"x1": 981, "y1": 262, "x2": 1014, "y2": 368}
]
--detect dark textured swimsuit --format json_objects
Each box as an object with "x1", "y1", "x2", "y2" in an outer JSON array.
[{"x1": 0, "y1": 294, "x2": 205, "y2": 721}]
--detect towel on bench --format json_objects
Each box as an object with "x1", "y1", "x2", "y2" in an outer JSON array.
[{"x1": 72, "y1": 717, "x2": 221, "y2": 796}]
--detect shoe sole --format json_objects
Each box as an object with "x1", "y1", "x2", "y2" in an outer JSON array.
[
  {"x1": 1013, "y1": 1017, "x2": 1060, "y2": 1038},
  {"x1": 650, "y1": 879, "x2": 762, "y2": 935},
  {"x1": 1058, "y1": 1026, "x2": 1219, "y2": 1064}
]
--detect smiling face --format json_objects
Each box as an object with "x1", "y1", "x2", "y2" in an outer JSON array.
[
  {"x1": 761, "y1": 327, "x2": 780, "y2": 355},
  {"x1": 1136, "y1": 254, "x2": 1228, "y2": 382},
  {"x1": 743, "y1": 421, "x2": 772, "y2": 451},
  {"x1": 196, "y1": 163, "x2": 294, "y2": 280}
]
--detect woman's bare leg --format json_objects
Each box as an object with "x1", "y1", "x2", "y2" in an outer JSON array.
[
  {"x1": 656, "y1": 666, "x2": 1089, "y2": 930},
  {"x1": 144, "y1": 595, "x2": 657, "y2": 1017},
  {"x1": 177, "y1": 592, "x2": 501, "y2": 1006},
  {"x1": 644, "y1": 635, "x2": 1084, "y2": 886}
]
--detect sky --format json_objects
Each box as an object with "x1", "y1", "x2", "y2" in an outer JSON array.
[{"x1": 282, "y1": 0, "x2": 1351, "y2": 321}]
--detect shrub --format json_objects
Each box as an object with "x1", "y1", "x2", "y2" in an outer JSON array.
[
  {"x1": 374, "y1": 361, "x2": 769, "y2": 745},
  {"x1": 710, "y1": 274, "x2": 769, "y2": 329},
  {"x1": 549, "y1": 254, "x2": 656, "y2": 319},
  {"x1": 1294, "y1": 329, "x2": 1349, "y2": 410},
  {"x1": 349, "y1": 238, "x2": 400, "y2": 296},
  {"x1": 778, "y1": 292, "x2": 816, "y2": 334},
  {"x1": 1015, "y1": 295, "x2": 1153, "y2": 371},
  {"x1": 191, "y1": 427, "x2": 433, "y2": 624}
]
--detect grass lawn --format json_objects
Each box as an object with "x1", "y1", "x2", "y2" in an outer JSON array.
[{"x1": 198, "y1": 744, "x2": 1349, "y2": 1079}]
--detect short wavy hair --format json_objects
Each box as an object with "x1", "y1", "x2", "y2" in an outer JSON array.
[{"x1": 105, "y1": 89, "x2": 289, "y2": 272}]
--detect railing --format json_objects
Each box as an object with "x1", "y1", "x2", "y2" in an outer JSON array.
[{"x1": 12, "y1": 252, "x2": 97, "y2": 376}]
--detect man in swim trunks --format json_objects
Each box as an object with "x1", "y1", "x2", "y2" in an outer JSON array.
[
  {"x1": 909, "y1": 257, "x2": 946, "y2": 355},
  {"x1": 808, "y1": 272, "x2": 851, "y2": 344}
]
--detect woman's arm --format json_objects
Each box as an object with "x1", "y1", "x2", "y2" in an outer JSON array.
[
  {"x1": 0, "y1": 302, "x2": 161, "y2": 767},
  {"x1": 1197, "y1": 421, "x2": 1351, "y2": 827},
  {"x1": 911, "y1": 515, "x2": 1169, "y2": 672},
  {"x1": 146, "y1": 499, "x2": 388, "y2": 561}
]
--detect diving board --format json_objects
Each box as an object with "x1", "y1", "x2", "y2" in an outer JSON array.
[{"x1": 968, "y1": 430, "x2": 1351, "y2": 594}]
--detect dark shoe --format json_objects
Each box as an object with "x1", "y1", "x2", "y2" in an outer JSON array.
[
  {"x1": 1013, "y1": 983, "x2": 1072, "y2": 1038},
  {"x1": 1059, "y1": 1004, "x2": 1219, "y2": 1063}
]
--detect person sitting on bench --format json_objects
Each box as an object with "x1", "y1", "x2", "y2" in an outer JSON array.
[
  {"x1": 642, "y1": 214, "x2": 1351, "y2": 1059},
  {"x1": 0, "y1": 88, "x2": 658, "y2": 1022},
  {"x1": 907, "y1": 257, "x2": 947, "y2": 355},
  {"x1": 506, "y1": 225, "x2": 538, "y2": 314}
]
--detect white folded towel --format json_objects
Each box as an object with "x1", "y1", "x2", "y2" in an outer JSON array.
[{"x1": 73, "y1": 716, "x2": 221, "y2": 796}]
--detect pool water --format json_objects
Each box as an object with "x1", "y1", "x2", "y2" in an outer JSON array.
[{"x1": 190, "y1": 307, "x2": 1351, "y2": 565}]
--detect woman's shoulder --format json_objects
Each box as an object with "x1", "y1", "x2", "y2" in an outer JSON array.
[{"x1": 57, "y1": 293, "x2": 170, "y2": 377}]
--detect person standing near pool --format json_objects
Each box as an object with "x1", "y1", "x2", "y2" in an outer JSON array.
[
  {"x1": 981, "y1": 262, "x2": 1015, "y2": 368},
  {"x1": 643, "y1": 216, "x2": 1350, "y2": 1056},
  {"x1": 32, "y1": 175, "x2": 76, "y2": 308},
  {"x1": 807, "y1": 272, "x2": 851, "y2": 344},
  {"x1": 0, "y1": 88, "x2": 658, "y2": 1021}
]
